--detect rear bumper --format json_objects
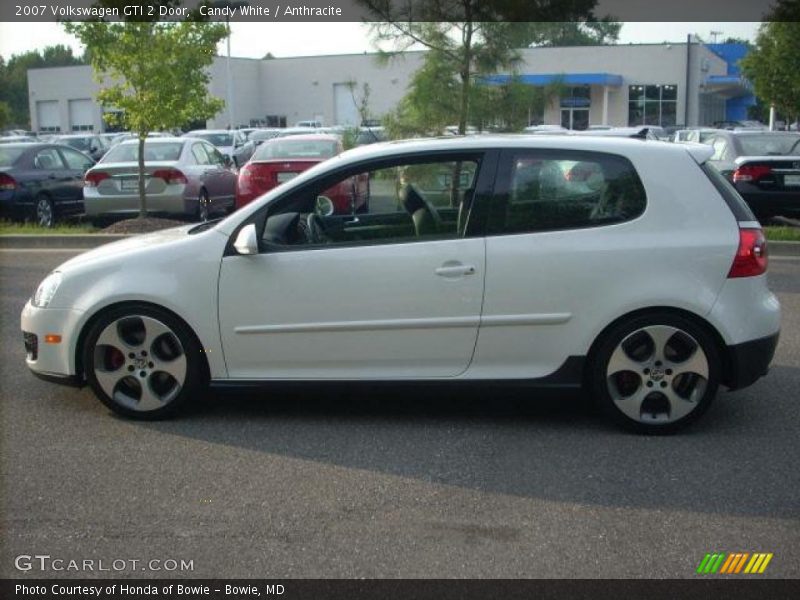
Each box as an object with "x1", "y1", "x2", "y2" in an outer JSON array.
[
  {"x1": 735, "y1": 186, "x2": 800, "y2": 216},
  {"x1": 83, "y1": 187, "x2": 190, "y2": 216},
  {"x1": 725, "y1": 332, "x2": 779, "y2": 390}
]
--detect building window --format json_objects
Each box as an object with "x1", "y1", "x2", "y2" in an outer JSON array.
[{"x1": 628, "y1": 85, "x2": 678, "y2": 127}]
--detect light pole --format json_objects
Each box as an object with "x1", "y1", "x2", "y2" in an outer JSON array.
[{"x1": 211, "y1": 0, "x2": 249, "y2": 130}]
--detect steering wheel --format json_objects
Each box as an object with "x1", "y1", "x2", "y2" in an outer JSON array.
[{"x1": 305, "y1": 213, "x2": 330, "y2": 244}]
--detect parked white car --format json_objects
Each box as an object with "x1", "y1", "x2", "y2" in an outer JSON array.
[{"x1": 22, "y1": 136, "x2": 780, "y2": 433}]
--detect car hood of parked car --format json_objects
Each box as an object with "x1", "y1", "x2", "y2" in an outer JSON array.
[{"x1": 55, "y1": 224, "x2": 225, "y2": 274}]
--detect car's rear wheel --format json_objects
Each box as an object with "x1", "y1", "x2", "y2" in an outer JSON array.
[
  {"x1": 197, "y1": 189, "x2": 210, "y2": 222},
  {"x1": 35, "y1": 194, "x2": 55, "y2": 228},
  {"x1": 82, "y1": 304, "x2": 206, "y2": 419},
  {"x1": 590, "y1": 312, "x2": 721, "y2": 434}
]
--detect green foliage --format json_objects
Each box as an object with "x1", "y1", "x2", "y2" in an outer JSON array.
[
  {"x1": 358, "y1": 1, "x2": 613, "y2": 138},
  {"x1": 0, "y1": 45, "x2": 84, "y2": 128},
  {"x1": 740, "y1": 22, "x2": 800, "y2": 124},
  {"x1": 0, "y1": 101, "x2": 12, "y2": 130},
  {"x1": 64, "y1": 16, "x2": 227, "y2": 217}
]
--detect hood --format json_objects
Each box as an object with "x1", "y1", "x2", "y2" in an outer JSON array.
[{"x1": 56, "y1": 224, "x2": 217, "y2": 273}]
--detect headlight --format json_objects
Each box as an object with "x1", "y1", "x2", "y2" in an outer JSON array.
[{"x1": 32, "y1": 272, "x2": 63, "y2": 308}]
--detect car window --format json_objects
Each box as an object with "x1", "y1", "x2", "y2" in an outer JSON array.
[
  {"x1": 0, "y1": 146, "x2": 27, "y2": 166},
  {"x1": 191, "y1": 143, "x2": 211, "y2": 165},
  {"x1": 711, "y1": 138, "x2": 729, "y2": 161},
  {"x1": 737, "y1": 134, "x2": 800, "y2": 156},
  {"x1": 259, "y1": 157, "x2": 481, "y2": 250},
  {"x1": 33, "y1": 148, "x2": 65, "y2": 170},
  {"x1": 488, "y1": 150, "x2": 646, "y2": 234},
  {"x1": 187, "y1": 132, "x2": 233, "y2": 147},
  {"x1": 203, "y1": 143, "x2": 225, "y2": 165},
  {"x1": 102, "y1": 142, "x2": 184, "y2": 163},
  {"x1": 59, "y1": 147, "x2": 94, "y2": 171},
  {"x1": 253, "y1": 139, "x2": 339, "y2": 160}
]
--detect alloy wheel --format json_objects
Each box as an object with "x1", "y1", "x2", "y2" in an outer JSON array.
[
  {"x1": 92, "y1": 315, "x2": 187, "y2": 412},
  {"x1": 605, "y1": 325, "x2": 709, "y2": 424},
  {"x1": 36, "y1": 197, "x2": 54, "y2": 228}
]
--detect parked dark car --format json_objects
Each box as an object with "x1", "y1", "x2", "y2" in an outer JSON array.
[
  {"x1": 0, "y1": 143, "x2": 94, "y2": 227},
  {"x1": 52, "y1": 134, "x2": 107, "y2": 161},
  {"x1": 704, "y1": 131, "x2": 800, "y2": 220}
]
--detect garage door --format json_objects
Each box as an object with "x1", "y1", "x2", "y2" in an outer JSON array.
[
  {"x1": 333, "y1": 83, "x2": 359, "y2": 127},
  {"x1": 68, "y1": 99, "x2": 94, "y2": 131},
  {"x1": 36, "y1": 100, "x2": 60, "y2": 132}
]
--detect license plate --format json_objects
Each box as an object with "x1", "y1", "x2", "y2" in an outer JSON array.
[
  {"x1": 785, "y1": 174, "x2": 800, "y2": 187},
  {"x1": 120, "y1": 178, "x2": 139, "y2": 190},
  {"x1": 277, "y1": 172, "x2": 298, "y2": 183}
]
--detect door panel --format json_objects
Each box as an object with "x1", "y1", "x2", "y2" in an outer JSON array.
[{"x1": 218, "y1": 238, "x2": 485, "y2": 379}]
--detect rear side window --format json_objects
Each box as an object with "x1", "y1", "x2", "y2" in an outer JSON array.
[
  {"x1": 700, "y1": 163, "x2": 756, "y2": 222},
  {"x1": 488, "y1": 150, "x2": 646, "y2": 234}
]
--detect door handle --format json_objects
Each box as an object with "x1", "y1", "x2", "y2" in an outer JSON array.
[
  {"x1": 344, "y1": 217, "x2": 360, "y2": 225},
  {"x1": 435, "y1": 264, "x2": 476, "y2": 277}
]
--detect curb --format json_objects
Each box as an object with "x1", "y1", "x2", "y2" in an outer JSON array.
[
  {"x1": 1, "y1": 235, "x2": 800, "y2": 256},
  {"x1": 0, "y1": 234, "x2": 132, "y2": 249}
]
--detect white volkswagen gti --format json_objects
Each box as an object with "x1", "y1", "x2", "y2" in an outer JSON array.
[{"x1": 21, "y1": 136, "x2": 780, "y2": 433}]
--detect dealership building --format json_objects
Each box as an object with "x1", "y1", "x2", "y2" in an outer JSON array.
[{"x1": 27, "y1": 40, "x2": 754, "y2": 133}]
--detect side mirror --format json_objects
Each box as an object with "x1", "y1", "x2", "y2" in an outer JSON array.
[
  {"x1": 223, "y1": 154, "x2": 233, "y2": 168},
  {"x1": 233, "y1": 223, "x2": 259, "y2": 255}
]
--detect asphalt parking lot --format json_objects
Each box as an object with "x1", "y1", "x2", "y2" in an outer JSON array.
[{"x1": 1, "y1": 249, "x2": 799, "y2": 579}]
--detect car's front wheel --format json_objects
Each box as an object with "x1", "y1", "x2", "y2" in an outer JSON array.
[
  {"x1": 590, "y1": 312, "x2": 721, "y2": 434},
  {"x1": 82, "y1": 304, "x2": 207, "y2": 419},
  {"x1": 35, "y1": 194, "x2": 55, "y2": 228}
]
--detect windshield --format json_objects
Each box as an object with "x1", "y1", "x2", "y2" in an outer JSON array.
[
  {"x1": 0, "y1": 146, "x2": 27, "y2": 166},
  {"x1": 188, "y1": 132, "x2": 233, "y2": 147},
  {"x1": 738, "y1": 134, "x2": 800, "y2": 156},
  {"x1": 253, "y1": 139, "x2": 338, "y2": 160},
  {"x1": 61, "y1": 137, "x2": 94, "y2": 151},
  {"x1": 101, "y1": 142, "x2": 184, "y2": 163}
]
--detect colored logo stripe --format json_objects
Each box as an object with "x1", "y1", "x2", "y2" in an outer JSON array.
[{"x1": 697, "y1": 552, "x2": 773, "y2": 574}]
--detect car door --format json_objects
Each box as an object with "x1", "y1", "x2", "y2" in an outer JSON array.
[
  {"x1": 217, "y1": 152, "x2": 494, "y2": 379},
  {"x1": 202, "y1": 143, "x2": 236, "y2": 209},
  {"x1": 57, "y1": 146, "x2": 95, "y2": 214},
  {"x1": 31, "y1": 146, "x2": 72, "y2": 205}
]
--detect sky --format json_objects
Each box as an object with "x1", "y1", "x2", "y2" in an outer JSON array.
[{"x1": 0, "y1": 22, "x2": 761, "y2": 61}]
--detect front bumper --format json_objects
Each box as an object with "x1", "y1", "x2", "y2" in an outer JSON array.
[
  {"x1": 725, "y1": 331, "x2": 779, "y2": 390},
  {"x1": 21, "y1": 301, "x2": 86, "y2": 382}
]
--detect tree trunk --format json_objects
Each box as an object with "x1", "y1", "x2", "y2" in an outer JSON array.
[
  {"x1": 458, "y1": 20, "x2": 474, "y2": 136},
  {"x1": 137, "y1": 134, "x2": 147, "y2": 219}
]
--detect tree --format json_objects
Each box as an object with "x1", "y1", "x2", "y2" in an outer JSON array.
[
  {"x1": 0, "y1": 45, "x2": 84, "y2": 128},
  {"x1": 515, "y1": 21, "x2": 621, "y2": 47},
  {"x1": 740, "y1": 22, "x2": 800, "y2": 129},
  {"x1": 0, "y1": 101, "x2": 12, "y2": 130},
  {"x1": 64, "y1": 18, "x2": 227, "y2": 218},
  {"x1": 358, "y1": 1, "x2": 612, "y2": 137}
]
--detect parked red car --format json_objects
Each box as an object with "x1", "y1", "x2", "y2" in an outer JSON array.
[{"x1": 236, "y1": 134, "x2": 368, "y2": 214}]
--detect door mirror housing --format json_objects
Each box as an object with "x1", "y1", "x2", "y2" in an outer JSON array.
[
  {"x1": 233, "y1": 223, "x2": 259, "y2": 255},
  {"x1": 223, "y1": 154, "x2": 234, "y2": 168}
]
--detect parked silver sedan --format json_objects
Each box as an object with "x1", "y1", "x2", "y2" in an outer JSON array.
[{"x1": 83, "y1": 137, "x2": 237, "y2": 221}]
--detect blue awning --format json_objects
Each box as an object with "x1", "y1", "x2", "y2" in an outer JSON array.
[{"x1": 483, "y1": 73, "x2": 624, "y2": 87}]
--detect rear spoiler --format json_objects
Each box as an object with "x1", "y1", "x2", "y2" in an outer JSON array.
[{"x1": 684, "y1": 143, "x2": 714, "y2": 165}]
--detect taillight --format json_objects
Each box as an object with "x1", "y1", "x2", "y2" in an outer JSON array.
[
  {"x1": 152, "y1": 168, "x2": 188, "y2": 185},
  {"x1": 84, "y1": 171, "x2": 110, "y2": 187},
  {"x1": 236, "y1": 163, "x2": 273, "y2": 208},
  {"x1": 728, "y1": 228, "x2": 768, "y2": 278},
  {"x1": 0, "y1": 173, "x2": 16, "y2": 191},
  {"x1": 732, "y1": 164, "x2": 772, "y2": 183}
]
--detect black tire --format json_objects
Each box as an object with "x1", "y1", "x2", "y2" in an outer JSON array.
[
  {"x1": 197, "y1": 189, "x2": 210, "y2": 222},
  {"x1": 82, "y1": 304, "x2": 207, "y2": 420},
  {"x1": 35, "y1": 194, "x2": 55, "y2": 228},
  {"x1": 589, "y1": 311, "x2": 721, "y2": 434}
]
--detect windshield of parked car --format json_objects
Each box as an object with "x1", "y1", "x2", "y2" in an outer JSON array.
[
  {"x1": 187, "y1": 132, "x2": 233, "y2": 147},
  {"x1": 253, "y1": 139, "x2": 339, "y2": 160},
  {"x1": 100, "y1": 142, "x2": 184, "y2": 163},
  {"x1": 0, "y1": 145, "x2": 27, "y2": 166},
  {"x1": 60, "y1": 137, "x2": 94, "y2": 151},
  {"x1": 738, "y1": 134, "x2": 800, "y2": 156}
]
